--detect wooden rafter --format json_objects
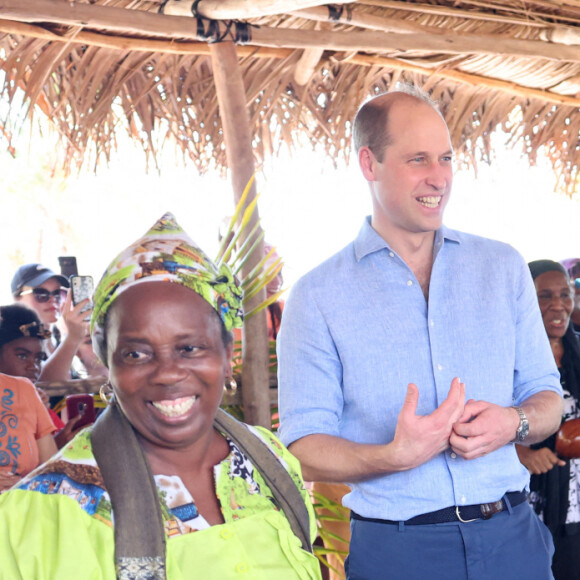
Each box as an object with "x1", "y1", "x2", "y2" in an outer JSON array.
[
  {"x1": 360, "y1": 0, "x2": 580, "y2": 27},
  {"x1": 1, "y1": 17, "x2": 578, "y2": 109},
  {"x1": 161, "y1": 0, "x2": 351, "y2": 19},
  {"x1": 348, "y1": 53, "x2": 580, "y2": 108},
  {"x1": 293, "y1": 4, "x2": 580, "y2": 47},
  {"x1": 1, "y1": 0, "x2": 580, "y2": 62}
]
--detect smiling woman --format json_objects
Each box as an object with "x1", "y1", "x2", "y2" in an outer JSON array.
[
  {"x1": 517, "y1": 260, "x2": 580, "y2": 580},
  {"x1": 0, "y1": 213, "x2": 321, "y2": 580},
  {"x1": 106, "y1": 283, "x2": 231, "y2": 476}
]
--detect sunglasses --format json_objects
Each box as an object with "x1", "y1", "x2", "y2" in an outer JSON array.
[{"x1": 20, "y1": 288, "x2": 68, "y2": 303}]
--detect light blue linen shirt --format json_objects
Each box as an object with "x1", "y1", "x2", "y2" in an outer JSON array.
[{"x1": 277, "y1": 217, "x2": 562, "y2": 521}]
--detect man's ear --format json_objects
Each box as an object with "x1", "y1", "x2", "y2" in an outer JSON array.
[{"x1": 359, "y1": 146, "x2": 377, "y2": 182}]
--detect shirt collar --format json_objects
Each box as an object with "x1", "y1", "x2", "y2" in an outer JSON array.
[{"x1": 354, "y1": 216, "x2": 461, "y2": 262}]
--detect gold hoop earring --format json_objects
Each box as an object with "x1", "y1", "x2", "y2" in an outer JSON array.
[
  {"x1": 99, "y1": 381, "x2": 115, "y2": 405},
  {"x1": 224, "y1": 377, "x2": 237, "y2": 393}
]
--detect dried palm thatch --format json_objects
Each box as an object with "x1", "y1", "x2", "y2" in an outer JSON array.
[{"x1": 1, "y1": 0, "x2": 580, "y2": 193}]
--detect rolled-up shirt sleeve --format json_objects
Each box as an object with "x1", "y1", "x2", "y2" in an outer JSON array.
[
  {"x1": 277, "y1": 276, "x2": 344, "y2": 448},
  {"x1": 512, "y1": 253, "x2": 562, "y2": 405}
]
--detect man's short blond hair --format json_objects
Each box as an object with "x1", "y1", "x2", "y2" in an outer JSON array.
[{"x1": 352, "y1": 85, "x2": 441, "y2": 162}]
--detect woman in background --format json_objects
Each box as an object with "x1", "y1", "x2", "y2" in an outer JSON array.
[
  {"x1": 12, "y1": 263, "x2": 92, "y2": 381},
  {"x1": 517, "y1": 260, "x2": 580, "y2": 580}
]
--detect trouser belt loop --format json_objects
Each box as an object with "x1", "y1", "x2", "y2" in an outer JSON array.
[{"x1": 504, "y1": 492, "x2": 513, "y2": 514}]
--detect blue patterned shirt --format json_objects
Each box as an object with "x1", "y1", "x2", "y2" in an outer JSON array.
[{"x1": 278, "y1": 217, "x2": 562, "y2": 521}]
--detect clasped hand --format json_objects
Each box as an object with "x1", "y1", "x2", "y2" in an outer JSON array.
[{"x1": 392, "y1": 377, "x2": 518, "y2": 470}]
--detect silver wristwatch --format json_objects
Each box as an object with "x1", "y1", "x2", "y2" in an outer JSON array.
[{"x1": 512, "y1": 406, "x2": 529, "y2": 442}]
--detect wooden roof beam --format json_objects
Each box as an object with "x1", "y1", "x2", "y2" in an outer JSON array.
[
  {"x1": 291, "y1": 5, "x2": 452, "y2": 35},
  {"x1": 0, "y1": 18, "x2": 294, "y2": 57},
  {"x1": 161, "y1": 0, "x2": 351, "y2": 20},
  {"x1": 294, "y1": 4, "x2": 580, "y2": 47},
  {"x1": 2, "y1": 0, "x2": 580, "y2": 62},
  {"x1": 2, "y1": 19, "x2": 580, "y2": 110},
  {"x1": 348, "y1": 53, "x2": 580, "y2": 108},
  {"x1": 360, "y1": 0, "x2": 580, "y2": 27}
]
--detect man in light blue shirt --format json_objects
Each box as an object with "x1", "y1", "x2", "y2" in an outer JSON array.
[{"x1": 278, "y1": 88, "x2": 563, "y2": 579}]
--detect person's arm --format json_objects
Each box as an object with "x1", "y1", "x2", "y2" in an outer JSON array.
[
  {"x1": 290, "y1": 379, "x2": 465, "y2": 482},
  {"x1": 450, "y1": 391, "x2": 563, "y2": 460},
  {"x1": 36, "y1": 433, "x2": 58, "y2": 464},
  {"x1": 54, "y1": 415, "x2": 84, "y2": 449},
  {"x1": 450, "y1": 253, "x2": 562, "y2": 460},
  {"x1": 39, "y1": 291, "x2": 91, "y2": 381},
  {"x1": 0, "y1": 471, "x2": 22, "y2": 492},
  {"x1": 516, "y1": 444, "x2": 565, "y2": 474}
]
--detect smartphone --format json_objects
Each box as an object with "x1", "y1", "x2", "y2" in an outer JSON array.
[
  {"x1": 65, "y1": 394, "x2": 96, "y2": 429},
  {"x1": 71, "y1": 275, "x2": 94, "y2": 321},
  {"x1": 58, "y1": 256, "x2": 78, "y2": 280}
]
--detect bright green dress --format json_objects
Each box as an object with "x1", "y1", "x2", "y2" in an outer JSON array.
[{"x1": 0, "y1": 427, "x2": 321, "y2": 579}]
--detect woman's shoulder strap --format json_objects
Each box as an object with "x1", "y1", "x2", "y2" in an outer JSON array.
[{"x1": 214, "y1": 408, "x2": 313, "y2": 553}]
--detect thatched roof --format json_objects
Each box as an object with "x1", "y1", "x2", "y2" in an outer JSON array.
[{"x1": 1, "y1": 1, "x2": 580, "y2": 192}]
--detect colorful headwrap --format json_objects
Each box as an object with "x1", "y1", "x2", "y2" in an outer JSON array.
[{"x1": 91, "y1": 213, "x2": 244, "y2": 362}]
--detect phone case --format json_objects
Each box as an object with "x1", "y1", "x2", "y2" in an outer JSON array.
[
  {"x1": 70, "y1": 275, "x2": 94, "y2": 306},
  {"x1": 65, "y1": 394, "x2": 96, "y2": 429}
]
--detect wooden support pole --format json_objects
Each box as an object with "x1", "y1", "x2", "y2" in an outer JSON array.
[{"x1": 210, "y1": 40, "x2": 271, "y2": 429}]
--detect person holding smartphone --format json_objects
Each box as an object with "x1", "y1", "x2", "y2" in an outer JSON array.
[{"x1": 11, "y1": 263, "x2": 93, "y2": 381}]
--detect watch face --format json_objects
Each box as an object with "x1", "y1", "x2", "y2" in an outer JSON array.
[
  {"x1": 514, "y1": 407, "x2": 529, "y2": 442},
  {"x1": 518, "y1": 420, "x2": 530, "y2": 441}
]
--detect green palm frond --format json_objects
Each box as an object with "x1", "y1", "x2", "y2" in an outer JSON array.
[
  {"x1": 242, "y1": 247, "x2": 283, "y2": 293},
  {"x1": 215, "y1": 174, "x2": 256, "y2": 265},
  {"x1": 244, "y1": 288, "x2": 286, "y2": 319},
  {"x1": 216, "y1": 174, "x2": 283, "y2": 321}
]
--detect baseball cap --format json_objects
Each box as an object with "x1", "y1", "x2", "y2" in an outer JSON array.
[{"x1": 11, "y1": 263, "x2": 70, "y2": 296}]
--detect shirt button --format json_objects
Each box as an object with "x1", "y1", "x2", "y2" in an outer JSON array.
[
  {"x1": 437, "y1": 364, "x2": 443, "y2": 371},
  {"x1": 430, "y1": 320, "x2": 434, "y2": 327},
  {"x1": 221, "y1": 529, "x2": 232, "y2": 540},
  {"x1": 389, "y1": 252, "x2": 394, "y2": 258},
  {"x1": 450, "y1": 452, "x2": 457, "y2": 459},
  {"x1": 407, "y1": 280, "x2": 413, "y2": 286},
  {"x1": 235, "y1": 563, "x2": 249, "y2": 574},
  {"x1": 461, "y1": 496, "x2": 467, "y2": 504}
]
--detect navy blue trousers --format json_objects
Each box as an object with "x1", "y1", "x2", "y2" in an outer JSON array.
[{"x1": 345, "y1": 501, "x2": 554, "y2": 580}]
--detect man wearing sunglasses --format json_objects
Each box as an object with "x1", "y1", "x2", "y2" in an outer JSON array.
[{"x1": 12, "y1": 263, "x2": 91, "y2": 381}]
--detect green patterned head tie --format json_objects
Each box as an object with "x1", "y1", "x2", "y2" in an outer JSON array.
[{"x1": 91, "y1": 213, "x2": 243, "y2": 361}]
